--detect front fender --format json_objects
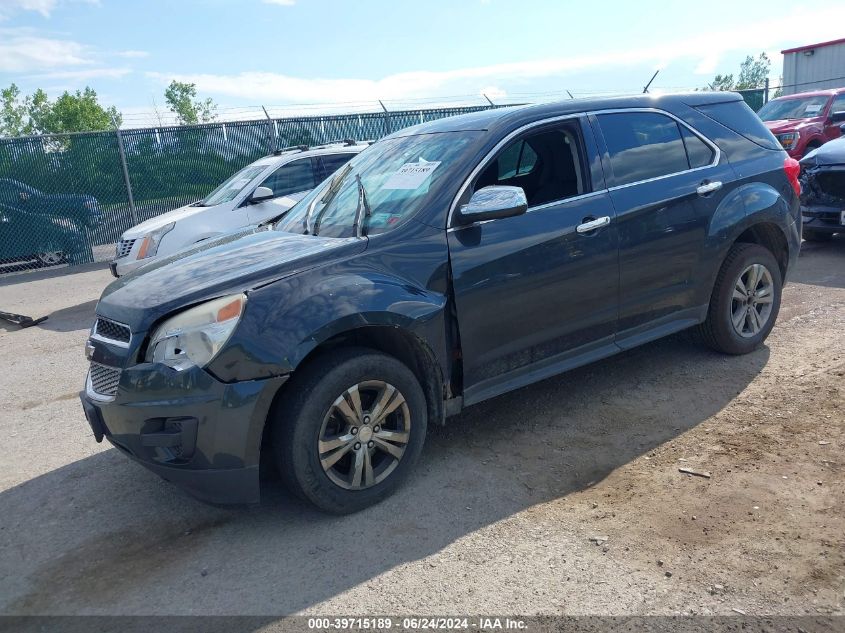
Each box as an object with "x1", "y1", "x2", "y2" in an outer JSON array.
[{"x1": 208, "y1": 270, "x2": 447, "y2": 383}]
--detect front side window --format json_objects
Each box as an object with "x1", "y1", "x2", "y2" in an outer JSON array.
[
  {"x1": 829, "y1": 94, "x2": 845, "y2": 116},
  {"x1": 474, "y1": 124, "x2": 587, "y2": 208},
  {"x1": 757, "y1": 95, "x2": 830, "y2": 121},
  {"x1": 598, "y1": 112, "x2": 702, "y2": 187},
  {"x1": 199, "y1": 165, "x2": 266, "y2": 207},
  {"x1": 260, "y1": 159, "x2": 316, "y2": 198},
  {"x1": 275, "y1": 131, "x2": 481, "y2": 238}
]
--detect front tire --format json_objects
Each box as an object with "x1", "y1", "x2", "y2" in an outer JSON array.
[
  {"x1": 699, "y1": 243, "x2": 782, "y2": 355},
  {"x1": 271, "y1": 348, "x2": 427, "y2": 514}
]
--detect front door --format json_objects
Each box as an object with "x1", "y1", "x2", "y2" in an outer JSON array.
[{"x1": 448, "y1": 117, "x2": 620, "y2": 404}]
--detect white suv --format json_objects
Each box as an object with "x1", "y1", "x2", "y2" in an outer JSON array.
[{"x1": 110, "y1": 142, "x2": 367, "y2": 276}]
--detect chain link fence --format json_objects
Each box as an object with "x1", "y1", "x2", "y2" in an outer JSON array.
[{"x1": 0, "y1": 104, "x2": 498, "y2": 275}]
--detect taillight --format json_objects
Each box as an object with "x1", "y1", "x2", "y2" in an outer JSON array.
[{"x1": 783, "y1": 157, "x2": 801, "y2": 196}]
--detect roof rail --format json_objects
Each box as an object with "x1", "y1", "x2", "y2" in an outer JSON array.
[
  {"x1": 273, "y1": 144, "x2": 309, "y2": 155},
  {"x1": 314, "y1": 138, "x2": 358, "y2": 147}
]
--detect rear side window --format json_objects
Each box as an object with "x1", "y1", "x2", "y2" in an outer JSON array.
[
  {"x1": 260, "y1": 159, "x2": 316, "y2": 197},
  {"x1": 695, "y1": 101, "x2": 781, "y2": 151},
  {"x1": 597, "y1": 112, "x2": 690, "y2": 186},
  {"x1": 319, "y1": 153, "x2": 356, "y2": 180},
  {"x1": 681, "y1": 127, "x2": 715, "y2": 168}
]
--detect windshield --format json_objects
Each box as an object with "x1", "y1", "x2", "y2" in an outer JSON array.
[
  {"x1": 757, "y1": 95, "x2": 830, "y2": 121},
  {"x1": 275, "y1": 132, "x2": 481, "y2": 238},
  {"x1": 199, "y1": 165, "x2": 267, "y2": 207}
]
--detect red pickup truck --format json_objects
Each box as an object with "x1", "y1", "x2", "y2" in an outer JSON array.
[{"x1": 757, "y1": 88, "x2": 845, "y2": 158}]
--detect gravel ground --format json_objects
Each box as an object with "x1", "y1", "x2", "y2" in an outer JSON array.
[{"x1": 0, "y1": 239, "x2": 843, "y2": 617}]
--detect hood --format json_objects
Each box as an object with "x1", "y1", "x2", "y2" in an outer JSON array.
[
  {"x1": 764, "y1": 119, "x2": 819, "y2": 134},
  {"x1": 96, "y1": 227, "x2": 366, "y2": 333},
  {"x1": 122, "y1": 202, "x2": 210, "y2": 238},
  {"x1": 800, "y1": 136, "x2": 845, "y2": 166}
]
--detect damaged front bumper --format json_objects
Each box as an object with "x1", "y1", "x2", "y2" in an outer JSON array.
[{"x1": 800, "y1": 163, "x2": 845, "y2": 235}]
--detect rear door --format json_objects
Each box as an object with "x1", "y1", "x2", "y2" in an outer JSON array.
[
  {"x1": 246, "y1": 157, "x2": 318, "y2": 224},
  {"x1": 591, "y1": 109, "x2": 732, "y2": 343},
  {"x1": 448, "y1": 116, "x2": 620, "y2": 404}
]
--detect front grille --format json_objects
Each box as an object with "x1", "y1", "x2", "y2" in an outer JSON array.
[
  {"x1": 94, "y1": 317, "x2": 131, "y2": 344},
  {"x1": 115, "y1": 239, "x2": 136, "y2": 259},
  {"x1": 89, "y1": 362, "x2": 121, "y2": 398}
]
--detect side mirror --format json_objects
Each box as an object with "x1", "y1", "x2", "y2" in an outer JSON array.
[
  {"x1": 457, "y1": 185, "x2": 527, "y2": 224},
  {"x1": 249, "y1": 186, "x2": 273, "y2": 203},
  {"x1": 830, "y1": 110, "x2": 845, "y2": 123}
]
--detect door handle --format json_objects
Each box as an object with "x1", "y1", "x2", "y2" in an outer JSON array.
[
  {"x1": 696, "y1": 180, "x2": 722, "y2": 196},
  {"x1": 576, "y1": 216, "x2": 611, "y2": 234}
]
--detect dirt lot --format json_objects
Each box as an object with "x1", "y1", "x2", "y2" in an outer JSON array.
[{"x1": 0, "y1": 239, "x2": 843, "y2": 617}]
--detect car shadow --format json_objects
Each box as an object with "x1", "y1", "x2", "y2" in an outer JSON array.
[
  {"x1": 794, "y1": 235, "x2": 845, "y2": 289},
  {"x1": 0, "y1": 262, "x2": 108, "y2": 288},
  {"x1": 0, "y1": 333, "x2": 769, "y2": 617}
]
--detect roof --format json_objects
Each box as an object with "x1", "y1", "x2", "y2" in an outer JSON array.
[
  {"x1": 251, "y1": 141, "x2": 366, "y2": 166},
  {"x1": 770, "y1": 87, "x2": 845, "y2": 100},
  {"x1": 389, "y1": 92, "x2": 744, "y2": 138},
  {"x1": 781, "y1": 38, "x2": 845, "y2": 54}
]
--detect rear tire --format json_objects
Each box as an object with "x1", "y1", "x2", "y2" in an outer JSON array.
[
  {"x1": 698, "y1": 243, "x2": 782, "y2": 355},
  {"x1": 803, "y1": 228, "x2": 832, "y2": 242},
  {"x1": 271, "y1": 347, "x2": 427, "y2": 514}
]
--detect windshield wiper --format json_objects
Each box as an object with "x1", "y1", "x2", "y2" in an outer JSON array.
[
  {"x1": 305, "y1": 162, "x2": 353, "y2": 234},
  {"x1": 352, "y1": 174, "x2": 371, "y2": 238}
]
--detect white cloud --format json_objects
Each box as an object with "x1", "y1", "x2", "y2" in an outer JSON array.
[
  {"x1": 147, "y1": 8, "x2": 845, "y2": 105},
  {"x1": 0, "y1": 28, "x2": 91, "y2": 72},
  {"x1": 0, "y1": 0, "x2": 98, "y2": 20},
  {"x1": 30, "y1": 67, "x2": 132, "y2": 81},
  {"x1": 262, "y1": 0, "x2": 295, "y2": 5},
  {"x1": 117, "y1": 50, "x2": 149, "y2": 58}
]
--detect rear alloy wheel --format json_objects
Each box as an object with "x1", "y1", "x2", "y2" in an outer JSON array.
[
  {"x1": 35, "y1": 245, "x2": 66, "y2": 266},
  {"x1": 272, "y1": 348, "x2": 427, "y2": 513},
  {"x1": 699, "y1": 243, "x2": 782, "y2": 355}
]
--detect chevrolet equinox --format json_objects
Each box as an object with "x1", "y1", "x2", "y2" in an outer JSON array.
[{"x1": 81, "y1": 93, "x2": 802, "y2": 513}]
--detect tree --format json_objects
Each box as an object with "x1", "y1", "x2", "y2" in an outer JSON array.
[
  {"x1": 164, "y1": 80, "x2": 218, "y2": 125},
  {"x1": 707, "y1": 53, "x2": 772, "y2": 91},
  {"x1": 1, "y1": 84, "x2": 28, "y2": 137},
  {"x1": 0, "y1": 84, "x2": 121, "y2": 137},
  {"x1": 36, "y1": 87, "x2": 121, "y2": 134}
]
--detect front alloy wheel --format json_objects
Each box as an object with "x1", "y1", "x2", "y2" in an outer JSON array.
[
  {"x1": 36, "y1": 245, "x2": 66, "y2": 266},
  {"x1": 318, "y1": 380, "x2": 411, "y2": 490},
  {"x1": 272, "y1": 348, "x2": 427, "y2": 514}
]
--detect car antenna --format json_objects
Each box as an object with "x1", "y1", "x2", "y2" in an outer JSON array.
[{"x1": 643, "y1": 69, "x2": 660, "y2": 94}]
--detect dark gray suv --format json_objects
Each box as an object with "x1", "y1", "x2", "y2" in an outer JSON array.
[{"x1": 81, "y1": 92, "x2": 801, "y2": 513}]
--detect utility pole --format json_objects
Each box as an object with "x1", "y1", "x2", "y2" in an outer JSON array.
[
  {"x1": 379, "y1": 100, "x2": 391, "y2": 136},
  {"x1": 112, "y1": 116, "x2": 138, "y2": 225},
  {"x1": 262, "y1": 106, "x2": 277, "y2": 153}
]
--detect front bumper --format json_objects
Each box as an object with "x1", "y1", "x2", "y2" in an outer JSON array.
[
  {"x1": 802, "y1": 205, "x2": 845, "y2": 235},
  {"x1": 111, "y1": 256, "x2": 148, "y2": 277},
  {"x1": 80, "y1": 361, "x2": 287, "y2": 504}
]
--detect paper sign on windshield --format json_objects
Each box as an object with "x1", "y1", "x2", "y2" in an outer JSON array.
[
  {"x1": 383, "y1": 161, "x2": 441, "y2": 190},
  {"x1": 805, "y1": 104, "x2": 822, "y2": 114}
]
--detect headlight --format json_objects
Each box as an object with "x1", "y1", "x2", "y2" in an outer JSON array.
[
  {"x1": 775, "y1": 132, "x2": 799, "y2": 149},
  {"x1": 146, "y1": 293, "x2": 246, "y2": 371},
  {"x1": 137, "y1": 222, "x2": 175, "y2": 260}
]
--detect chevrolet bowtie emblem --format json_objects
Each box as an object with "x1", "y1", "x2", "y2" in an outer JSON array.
[{"x1": 85, "y1": 340, "x2": 95, "y2": 361}]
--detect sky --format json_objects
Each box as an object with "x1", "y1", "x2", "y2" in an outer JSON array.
[{"x1": 0, "y1": 0, "x2": 843, "y2": 128}]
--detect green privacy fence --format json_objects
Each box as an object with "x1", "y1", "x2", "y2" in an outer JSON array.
[
  {"x1": 737, "y1": 87, "x2": 769, "y2": 112},
  {"x1": 0, "y1": 104, "x2": 498, "y2": 274}
]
